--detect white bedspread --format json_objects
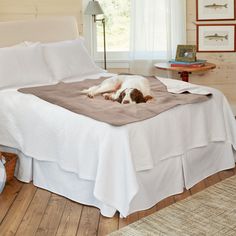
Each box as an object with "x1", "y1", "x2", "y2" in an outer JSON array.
[{"x1": 0, "y1": 75, "x2": 236, "y2": 216}]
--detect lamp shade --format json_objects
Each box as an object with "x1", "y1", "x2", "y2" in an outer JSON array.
[{"x1": 84, "y1": 1, "x2": 104, "y2": 15}]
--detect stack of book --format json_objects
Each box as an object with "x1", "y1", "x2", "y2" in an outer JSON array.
[{"x1": 169, "y1": 60, "x2": 207, "y2": 68}]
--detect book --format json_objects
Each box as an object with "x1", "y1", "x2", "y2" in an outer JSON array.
[
  {"x1": 169, "y1": 59, "x2": 207, "y2": 65},
  {"x1": 171, "y1": 63, "x2": 205, "y2": 68}
]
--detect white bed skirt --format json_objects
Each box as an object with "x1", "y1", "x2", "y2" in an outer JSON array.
[{"x1": 1, "y1": 141, "x2": 235, "y2": 217}]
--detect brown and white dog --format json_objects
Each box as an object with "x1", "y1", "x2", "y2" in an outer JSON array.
[{"x1": 81, "y1": 75, "x2": 153, "y2": 104}]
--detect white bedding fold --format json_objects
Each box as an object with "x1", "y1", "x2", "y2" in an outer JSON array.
[
  {"x1": 157, "y1": 76, "x2": 211, "y2": 95},
  {"x1": 0, "y1": 76, "x2": 236, "y2": 216}
]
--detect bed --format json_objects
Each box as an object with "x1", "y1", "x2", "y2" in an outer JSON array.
[{"x1": 0, "y1": 17, "x2": 236, "y2": 218}]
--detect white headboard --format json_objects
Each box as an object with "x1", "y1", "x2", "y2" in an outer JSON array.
[{"x1": 0, "y1": 16, "x2": 79, "y2": 47}]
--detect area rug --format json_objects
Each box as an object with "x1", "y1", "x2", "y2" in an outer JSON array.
[{"x1": 110, "y1": 175, "x2": 236, "y2": 236}]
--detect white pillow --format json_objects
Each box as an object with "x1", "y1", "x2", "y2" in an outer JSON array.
[
  {"x1": 11, "y1": 42, "x2": 28, "y2": 48},
  {"x1": 24, "y1": 41, "x2": 40, "y2": 47},
  {"x1": 8, "y1": 41, "x2": 39, "y2": 48},
  {"x1": 0, "y1": 45, "x2": 53, "y2": 89},
  {"x1": 43, "y1": 39, "x2": 104, "y2": 81}
]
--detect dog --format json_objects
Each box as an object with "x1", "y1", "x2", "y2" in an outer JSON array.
[{"x1": 81, "y1": 75, "x2": 153, "y2": 104}]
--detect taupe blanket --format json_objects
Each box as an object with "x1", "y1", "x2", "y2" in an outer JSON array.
[{"x1": 18, "y1": 77, "x2": 211, "y2": 126}]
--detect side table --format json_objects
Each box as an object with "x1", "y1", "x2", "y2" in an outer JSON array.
[{"x1": 154, "y1": 62, "x2": 216, "y2": 82}]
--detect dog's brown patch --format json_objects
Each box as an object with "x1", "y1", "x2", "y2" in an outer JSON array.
[
  {"x1": 130, "y1": 89, "x2": 146, "y2": 103},
  {"x1": 144, "y1": 95, "x2": 153, "y2": 102},
  {"x1": 116, "y1": 90, "x2": 126, "y2": 103}
]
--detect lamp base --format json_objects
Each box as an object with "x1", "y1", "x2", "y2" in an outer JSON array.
[{"x1": 93, "y1": 16, "x2": 107, "y2": 70}]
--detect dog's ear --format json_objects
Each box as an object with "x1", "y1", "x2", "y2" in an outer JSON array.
[
  {"x1": 116, "y1": 90, "x2": 126, "y2": 103},
  {"x1": 130, "y1": 89, "x2": 146, "y2": 103},
  {"x1": 144, "y1": 95, "x2": 153, "y2": 102}
]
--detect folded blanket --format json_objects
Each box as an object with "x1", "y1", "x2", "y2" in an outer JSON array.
[
  {"x1": 18, "y1": 76, "x2": 211, "y2": 126},
  {"x1": 157, "y1": 77, "x2": 211, "y2": 95}
]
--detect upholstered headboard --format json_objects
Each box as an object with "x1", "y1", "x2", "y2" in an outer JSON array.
[{"x1": 0, "y1": 16, "x2": 79, "y2": 47}]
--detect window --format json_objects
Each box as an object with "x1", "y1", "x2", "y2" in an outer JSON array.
[
  {"x1": 84, "y1": 0, "x2": 186, "y2": 69},
  {"x1": 92, "y1": 0, "x2": 130, "y2": 66},
  {"x1": 96, "y1": 0, "x2": 131, "y2": 52}
]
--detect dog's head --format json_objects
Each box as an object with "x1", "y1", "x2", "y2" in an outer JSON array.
[{"x1": 116, "y1": 88, "x2": 152, "y2": 104}]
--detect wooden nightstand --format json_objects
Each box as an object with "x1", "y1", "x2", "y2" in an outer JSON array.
[{"x1": 154, "y1": 62, "x2": 216, "y2": 82}]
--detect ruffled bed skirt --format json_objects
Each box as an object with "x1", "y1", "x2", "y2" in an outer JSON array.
[{"x1": 1, "y1": 141, "x2": 235, "y2": 217}]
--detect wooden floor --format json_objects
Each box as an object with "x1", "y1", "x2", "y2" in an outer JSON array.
[{"x1": 0, "y1": 167, "x2": 236, "y2": 236}]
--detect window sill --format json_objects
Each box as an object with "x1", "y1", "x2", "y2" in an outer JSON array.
[{"x1": 95, "y1": 60, "x2": 130, "y2": 69}]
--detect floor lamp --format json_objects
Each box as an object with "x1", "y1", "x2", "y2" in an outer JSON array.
[{"x1": 85, "y1": 0, "x2": 107, "y2": 70}]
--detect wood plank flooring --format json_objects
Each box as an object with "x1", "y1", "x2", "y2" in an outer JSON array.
[{"x1": 0, "y1": 167, "x2": 235, "y2": 236}]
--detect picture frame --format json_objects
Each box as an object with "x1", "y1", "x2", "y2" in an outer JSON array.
[
  {"x1": 175, "y1": 45, "x2": 197, "y2": 62},
  {"x1": 197, "y1": 24, "x2": 236, "y2": 52},
  {"x1": 196, "y1": 0, "x2": 236, "y2": 21}
]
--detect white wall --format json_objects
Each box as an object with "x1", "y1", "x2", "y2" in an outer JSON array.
[{"x1": 0, "y1": 0, "x2": 83, "y2": 35}]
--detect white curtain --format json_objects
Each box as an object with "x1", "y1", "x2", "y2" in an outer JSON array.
[{"x1": 130, "y1": 0, "x2": 186, "y2": 75}]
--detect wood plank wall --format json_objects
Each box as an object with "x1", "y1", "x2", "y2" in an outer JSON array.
[
  {"x1": 187, "y1": 0, "x2": 236, "y2": 106},
  {"x1": 0, "y1": 0, "x2": 83, "y2": 34}
]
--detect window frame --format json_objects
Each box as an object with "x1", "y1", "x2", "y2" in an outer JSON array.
[{"x1": 83, "y1": 0, "x2": 130, "y2": 68}]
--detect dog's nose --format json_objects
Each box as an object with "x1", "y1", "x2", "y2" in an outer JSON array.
[{"x1": 123, "y1": 100, "x2": 130, "y2": 104}]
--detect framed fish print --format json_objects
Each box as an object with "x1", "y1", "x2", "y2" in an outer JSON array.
[
  {"x1": 196, "y1": 0, "x2": 236, "y2": 21},
  {"x1": 197, "y1": 24, "x2": 236, "y2": 52}
]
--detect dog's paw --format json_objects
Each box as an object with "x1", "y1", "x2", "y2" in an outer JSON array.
[
  {"x1": 87, "y1": 94, "x2": 94, "y2": 98},
  {"x1": 103, "y1": 93, "x2": 110, "y2": 100}
]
